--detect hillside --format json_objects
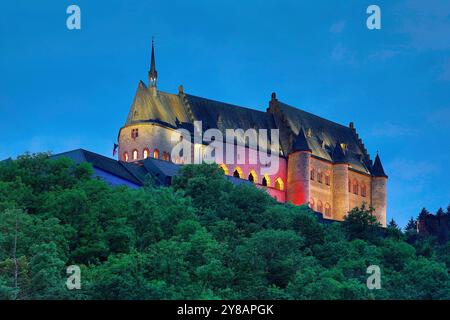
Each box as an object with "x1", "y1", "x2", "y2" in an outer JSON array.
[{"x1": 0, "y1": 153, "x2": 449, "y2": 299}]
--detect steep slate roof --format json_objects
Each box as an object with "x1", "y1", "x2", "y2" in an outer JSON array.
[
  {"x1": 331, "y1": 143, "x2": 347, "y2": 164},
  {"x1": 51, "y1": 149, "x2": 144, "y2": 185},
  {"x1": 125, "y1": 83, "x2": 191, "y2": 127},
  {"x1": 52, "y1": 149, "x2": 252, "y2": 187},
  {"x1": 275, "y1": 101, "x2": 372, "y2": 174},
  {"x1": 372, "y1": 154, "x2": 388, "y2": 178},
  {"x1": 124, "y1": 87, "x2": 376, "y2": 175},
  {"x1": 292, "y1": 128, "x2": 311, "y2": 152}
]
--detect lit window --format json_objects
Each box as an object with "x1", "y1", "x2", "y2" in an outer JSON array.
[
  {"x1": 309, "y1": 199, "x2": 315, "y2": 210},
  {"x1": 143, "y1": 149, "x2": 149, "y2": 159},
  {"x1": 219, "y1": 164, "x2": 229, "y2": 175},
  {"x1": 275, "y1": 178, "x2": 284, "y2": 191},
  {"x1": 317, "y1": 200, "x2": 323, "y2": 213},
  {"x1": 132, "y1": 149, "x2": 138, "y2": 160},
  {"x1": 353, "y1": 180, "x2": 359, "y2": 195},
  {"x1": 233, "y1": 167, "x2": 243, "y2": 178},
  {"x1": 261, "y1": 175, "x2": 271, "y2": 187},
  {"x1": 123, "y1": 152, "x2": 129, "y2": 162},
  {"x1": 361, "y1": 184, "x2": 367, "y2": 197},
  {"x1": 317, "y1": 172, "x2": 323, "y2": 183},
  {"x1": 325, "y1": 203, "x2": 331, "y2": 217},
  {"x1": 248, "y1": 170, "x2": 258, "y2": 183},
  {"x1": 153, "y1": 149, "x2": 159, "y2": 159},
  {"x1": 163, "y1": 152, "x2": 170, "y2": 161}
]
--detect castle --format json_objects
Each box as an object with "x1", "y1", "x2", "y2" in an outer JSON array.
[{"x1": 118, "y1": 43, "x2": 388, "y2": 226}]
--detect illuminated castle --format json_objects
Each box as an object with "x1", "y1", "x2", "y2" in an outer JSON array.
[{"x1": 118, "y1": 43, "x2": 388, "y2": 225}]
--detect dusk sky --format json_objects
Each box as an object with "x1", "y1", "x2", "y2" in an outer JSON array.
[{"x1": 1, "y1": 0, "x2": 449, "y2": 227}]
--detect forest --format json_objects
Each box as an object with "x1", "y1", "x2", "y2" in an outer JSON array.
[{"x1": 0, "y1": 153, "x2": 449, "y2": 300}]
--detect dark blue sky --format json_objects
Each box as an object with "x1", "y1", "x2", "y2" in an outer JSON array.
[{"x1": 1, "y1": 0, "x2": 449, "y2": 226}]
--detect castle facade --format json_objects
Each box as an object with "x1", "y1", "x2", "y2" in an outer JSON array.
[{"x1": 118, "y1": 44, "x2": 388, "y2": 225}]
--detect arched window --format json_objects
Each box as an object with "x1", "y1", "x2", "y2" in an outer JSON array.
[
  {"x1": 353, "y1": 180, "x2": 359, "y2": 195},
  {"x1": 325, "y1": 203, "x2": 331, "y2": 217},
  {"x1": 317, "y1": 172, "x2": 323, "y2": 183},
  {"x1": 361, "y1": 184, "x2": 367, "y2": 197},
  {"x1": 348, "y1": 179, "x2": 352, "y2": 192},
  {"x1": 163, "y1": 151, "x2": 170, "y2": 161},
  {"x1": 310, "y1": 169, "x2": 315, "y2": 181},
  {"x1": 325, "y1": 174, "x2": 330, "y2": 186},
  {"x1": 309, "y1": 198, "x2": 315, "y2": 211},
  {"x1": 132, "y1": 149, "x2": 138, "y2": 161},
  {"x1": 262, "y1": 175, "x2": 271, "y2": 187},
  {"x1": 233, "y1": 167, "x2": 243, "y2": 178},
  {"x1": 123, "y1": 152, "x2": 129, "y2": 162},
  {"x1": 219, "y1": 164, "x2": 229, "y2": 175},
  {"x1": 275, "y1": 178, "x2": 284, "y2": 191},
  {"x1": 248, "y1": 170, "x2": 258, "y2": 183},
  {"x1": 153, "y1": 149, "x2": 159, "y2": 159},
  {"x1": 317, "y1": 200, "x2": 323, "y2": 213},
  {"x1": 143, "y1": 148, "x2": 149, "y2": 159}
]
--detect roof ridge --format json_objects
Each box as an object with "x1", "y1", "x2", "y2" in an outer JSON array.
[
  {"x1": 278, "y1": 100, "x2": 353, "y2": 132},
  {"x1": 185, "y1": 93, "x2": 268, "y2": 115}
]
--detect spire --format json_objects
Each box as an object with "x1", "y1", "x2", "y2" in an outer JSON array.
[
  {"x1": 372, "y1": 153, "x2": 388, "y2": 178},
  {"x1": 148, "y1": 37, "x2": 158, "y2": 88},
  {"x1": 292, "y1": 128, "x2": 311, "y2": 152},
  {"x1": 332, "y1": 142, "x2": 347, "y2": 164}
]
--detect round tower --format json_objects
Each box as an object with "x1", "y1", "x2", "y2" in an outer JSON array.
[
  {"x1": 331, "y1": 143, "x2": 349, "y2": 221},
  {"x1": 286, "y1": 129, "x2": 311, "y2": 205},
  {"x1": 371, "y1": 153, "x2": 388, "y2": 226}
]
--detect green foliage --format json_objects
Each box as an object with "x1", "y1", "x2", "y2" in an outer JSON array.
[{"x1": 0, "y1": 154, "x2": 449, "y2": 299}]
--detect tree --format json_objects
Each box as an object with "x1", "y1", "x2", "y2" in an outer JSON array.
[
  {"x1": 343, "y1": 205, "x2": 381, "y2": 241},
  {"x1": 386, "y1": 219, "x2": 403, "y2": 240}
]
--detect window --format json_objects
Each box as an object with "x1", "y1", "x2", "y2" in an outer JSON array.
[
  {"x1": 248, "y1": 170, "x2": 258, "y2": 183},
  {"x1": 353, "y1": 180, "x2": 359, "y2": 195},
  {"x1": 132, "y1": 149, "x2": 138, "y2": 160},
  {"x1": 219, "y1": 164, "x2": 229, "y2": 175},
  {"x1": 348, "y1": 179, "x2": 351, "y2": 192},
  {"x1": 325, "y1": 174, "x2": 330, "y2": 186},
  {"x1": 317, "y1": 200, "x2": 323, "y2": 213},
  {"x1": 233, "y1": 167, "x2": 243, "y2": 178},
  {"x1": 143, "y1": 148, "x2": 149, "y2": 159},
  {"x1": 309, "y1": 199, "x2": 315, "y2": 211},
  {"x1": 262, "y1": 175, "x2": 271, "y2": 187},
  {"x1": 361, "y1": 184, "x2": 367, "y2": 197},
  {"x1": 131, "y1": 128, "x2": 139, "y2": 140},
  {"x1": 153, "y1": 149, "x2": 159, "y2": 159},
  {"x1": 275, "y1": 178, "x2": 284, "y2": 191},
  {"x1": 163, "y1": 152, "x2": 170, "y2": 161},
  {"x1": 317, "y1": 172, "x2": 323, "y2": 183},
  {"x1": 123, "y1": 152, "x2": 129, "y2": 162},
  {"x1": 325, "y1": 203, "x2": 331, "y2": 217},
  {"x1": 310, "y1": 169, "x2": 315, "y2": 181}
]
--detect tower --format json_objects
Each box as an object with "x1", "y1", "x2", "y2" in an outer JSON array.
[
  {"x1": 332, "y1": 142, "x2": 349, "y2": 221},
  {"x1": 287, "y1": 129, "x2": 311, "y2": 205},
  {"x1": 371, "y1": 153, "x2": 388, "y2": 226},
  {"x1": 148, "y1": 37, "x2": 158, "y2": 95}
]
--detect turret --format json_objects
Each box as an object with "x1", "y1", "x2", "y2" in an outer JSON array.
[
  {"x1": 287, "y1": 129, "x2": 311, "y2": 205},
  {"x1": 371, "y1": 153, "x2": 388, "y2": 226},
  {"x1": 148, "y1": 38, "x2": 158, "y2": 96},
  {"x1": 332, "y1": 142, "x2": 349, "y2": 221}
]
